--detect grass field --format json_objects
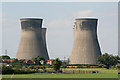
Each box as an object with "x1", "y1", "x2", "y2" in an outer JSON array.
[
  {"x1": 118, "y1": 74, "x2": 120, "y2": 80},
  {"x1": 2, "y1": 68, "x2": 118, "y2": 78},
  {"x1": 2, "y1": 73, "x2": 118, "y2": 78}
]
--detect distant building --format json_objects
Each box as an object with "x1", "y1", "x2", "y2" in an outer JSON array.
[
  {"x1": 2, "y1": 59, "x2": 14, "y2": 62},
  {"x1": 40, "y1": 60, "x2": 45, "y2": 65},
  {"x1": 46, "y1": 59, "x2": 55, "y2": 65},
  {"x1": 2, "y1": 58, "x2": 55, "y2": 65}
]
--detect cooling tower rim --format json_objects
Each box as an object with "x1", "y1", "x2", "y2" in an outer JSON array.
[
  {"x1": 20, "y1": 18, "x2": 43, "y2": 20},
  {"x1": 76, "y1": 18, "x2": 98, "y2": 20}
]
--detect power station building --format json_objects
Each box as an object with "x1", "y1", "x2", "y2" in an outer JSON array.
[
  {"x1": 69, "y1": 18, "x2": 101, "y2": 64},
  {"x1": 16, "y1": 18, "x2": 49, "y2": 60}
]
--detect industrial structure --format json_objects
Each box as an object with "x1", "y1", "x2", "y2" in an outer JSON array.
[
  {"x1": 69, "y1": 18, "x2": 101, "y2": 64},
  {"x1": 16, "y1": 18, "x2": 49, "y2": 60}
]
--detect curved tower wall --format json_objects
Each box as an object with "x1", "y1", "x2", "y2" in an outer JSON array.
[
  {"x1": 69, "y1": 18, "x2": 101, "y2": 64},
  {"x1": 42, "y1": 28, "x2": 47, "y2": 46},
  {"x1": 41, "y1": 28, "x2": 49, "y2": 60},
  {"x1": 16, "y1": 18, "x2": 49, "y2": 60}
]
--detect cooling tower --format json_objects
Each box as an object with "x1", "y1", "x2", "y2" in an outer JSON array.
[
  {"x1": 69, "y1": 18, "x2": 101, "y2": 64},
  {"x1": 16, "y1": 18, "x2": 49, "y2": 60},
  {"x1": 41, "y1": 28, "x2": 49, "y2": 60}
]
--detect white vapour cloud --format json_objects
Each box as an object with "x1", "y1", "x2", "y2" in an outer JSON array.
[
  {"x1": 72, "y1": 10, "x2": 92, "y2": 18},
  {"x1": 47, "y1": 18, "x2": 72, "y2": 28},
  {"x1": 47, "y1": 10, "x2": 93, "y2": 28}
]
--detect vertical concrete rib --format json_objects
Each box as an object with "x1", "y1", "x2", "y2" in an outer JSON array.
[
  {"x1": 16, "y1": 18, "x2": 49, "y2": 60},
  {"x1": 69, "y1": 18, "x2": 101, "y2": 64}
]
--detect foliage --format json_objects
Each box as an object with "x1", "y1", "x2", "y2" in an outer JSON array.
[
  {"x1": 12, "y1": 59, "x2": 19, "y2": 63},
  {"x1": 66, "y1": 64, "x2": 100, "y2": 68},
  {"x1": 52, "y1": 58, "x2": 62, "y2": 72},
  {"x1": 2, "y1": 65, "x2": 36, "y2": 74},
  {"x1": 12, "y1": 63, "x2": 23, "y2": 68},
  {"x1": 19, "y1": 59, "x2": 25, "y2": 63},
  {"x1": 10, "y1": 59, "x2": 28, "y2": 69},
  {"x1": 67, "y1": 64, "x2": 98, "y2": 66},
  {"x1": 13, "y1": 69, "x2": 36, "y2": 74},
  {"x1": 2, "y1": 61, "x2": 10, "y2": 64},
  {"x1": 28, "y1": 65, "x2": 46, "y2": 72},
  {"x1": 32, "y1": 56, "x2": 46, "y2": 72},
  {"x1": 97, "y1": 53, "x2": 119, "y2": 69},
  {"x1": 62, "y1": 61, "x2": 67, "y2": 68},
  {"x1": 0, "y1": 55, "x2": 10, "y2": 59},
  {"x1": 45, "y1": 65, "x2": 52, "y2": 68},
  {"x1": 2, "y1": 65, "x2": 14, "y2": 74},
  {"x1": 32, "y1": 56, "x2": 45, "y2": 65},
  {"x1": 46, "y1": 69, "x2": 56, "y2": 73}
]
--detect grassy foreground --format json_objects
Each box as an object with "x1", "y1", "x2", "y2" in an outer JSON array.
[
  {"x1": 2, "y1": 73, "x2": 118, "y2": 78},
  {"x1": 2, "y1": 68, "x2": 118, "y2": 79}
]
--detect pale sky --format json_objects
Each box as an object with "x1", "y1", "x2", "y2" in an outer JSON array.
[{"x1": 2, "y1": 2, "x2": 118, "y2": 60}]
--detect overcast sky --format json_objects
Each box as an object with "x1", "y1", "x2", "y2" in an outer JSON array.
[{"x1": 2, "y1": 2, "x2": 118, "y2": 60}]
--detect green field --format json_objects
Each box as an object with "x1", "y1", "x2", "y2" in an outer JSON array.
[
  {"x1": 2, "y1": 68, "x2": 118, "y2": 78},
  {"x1": 2, "y1": 73, "x2": 118, "y2": 78},
  {"x1": 118, "y1": 74, "x2": 120, "y2": 80}
]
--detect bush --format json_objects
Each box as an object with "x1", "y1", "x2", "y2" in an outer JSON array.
[
  {"x1": 117, "y1": 65, "x2": 120, "y2": 69},
  {"x1": 13, "y1": 69, "x2": 27, "y2": 74},
  {"x1": 2, "y1": 65, "x2": 14, "y2": 74},
  {"x1": 91, "y1": 71, "x2": 99, "y2": 73},
  {"x1": 67, "y1": 64, "x2": 98, "y2": 66},
  {"x1": 98, "y1": 64, "x2": 103, "y2": 68},
  {"x1": 67, "y1": 64, "x2": 99, "y2": 68},
  {"x1": 98, "y1": 53, "x2": 119, "y2": 69},
  {"x1": 77, "y1": 66, "x2": 83, "y2": 68},
  {"x1": 13, "y1": 69, "x2": 36, "y2": 74},
  {"x1": 28, "y1": 66, "x2": 34, "y2": 69},
  {"x1": 2, "y1": 65, "x2": 36, "y2": 74},
  {"x1": 1, "y1": 55, "x2": 10, "y2": 59},
  {"x1": 45, "y1": 65, "x2": 52, "y2": 68},
  {"x1": 92, "y1": 71, "x2": 96, "y2": 73},
  {"x1": 46, "y1": 70, "x2": 56, "y2": 73},
  {"x1": 53, "y1": 58, "x2": 62, "y2": 72}
]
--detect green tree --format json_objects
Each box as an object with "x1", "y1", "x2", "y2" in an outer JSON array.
[
  {"x1": 97, "y1": 53, "x2": 119, "y2": 69},
  {"x1": 2, "y1": 61, "x2": 10, "y2": 64},
  {"x1": 53, "y1": 58, "x2": 62, "y2": 72},
  {"x1": 12, "y1": 59, "x2": 19, "y2": 63},
  {"x1": 32, "y1": 56, "x2": 45, "y2": 65},
  {"x1": 2, "y1": 65, "x2": 14, "y2": 74},
  {"x1": 62, "y1": 61, "x2": 67, "y2": 68},
  {"x1": 10, "y1": 59, "x2": 25, "y2": 68},
  {"x1": 19, "y1": 59, "x2": 25, "y2": 63},
  {"x1": 42, "y1": 60, "x2": 47, "y2": 72},
  {"x1": 0, "y1": 55, "x2": 10, "y2": 59}
]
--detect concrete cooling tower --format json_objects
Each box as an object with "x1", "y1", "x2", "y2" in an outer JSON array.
[
  {"x1": 69, "y1": 18, "x2": 101, "y2": 64},
  {"x1": 16, "y1": 18, "x2": 49, "y2": 60}
]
